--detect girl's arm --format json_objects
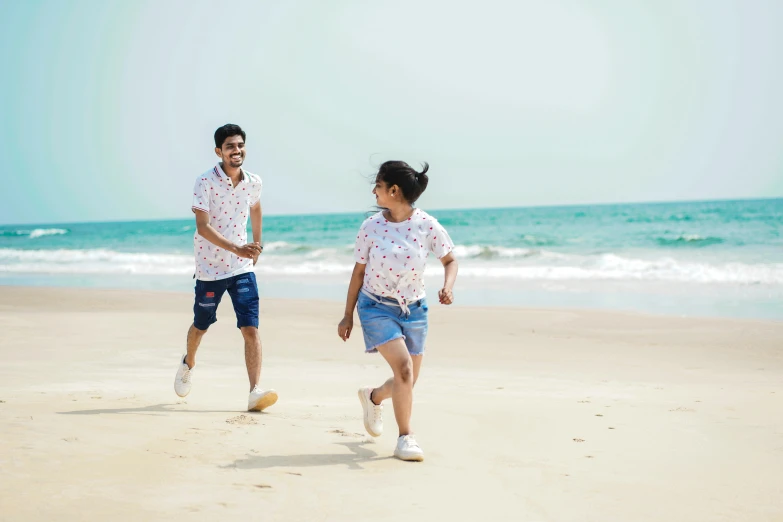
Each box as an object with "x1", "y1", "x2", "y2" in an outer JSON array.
[
  {"x1": 338, "y1": 262, "x2": 367, "y2": 341},
  {"x1": 438, "y1": 253, "x2": 458, "y2": 305}
]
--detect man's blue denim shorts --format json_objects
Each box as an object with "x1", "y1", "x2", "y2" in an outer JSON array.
[
  {"x1": 193, "y1": 272, "x2": 259, "y2": 330},
  {"x1": 357, "y1": 291, "x2": 429, "y2": 355}
]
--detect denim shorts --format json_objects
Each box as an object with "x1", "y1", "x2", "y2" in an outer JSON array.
[
  {"x1": 193, "y1": 272, "x2": 259, "y2": 330},
  {"x1": 357, "y1": 291, "x2": 429, "y2": 355}
]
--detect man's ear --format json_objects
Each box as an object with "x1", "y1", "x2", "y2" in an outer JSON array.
[{"x1": 215, "y1": 147, "x2": 222, "y2": 158}]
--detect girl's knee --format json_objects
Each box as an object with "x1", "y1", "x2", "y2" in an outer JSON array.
[{"x1": 394, "y1": 358, "x2": 414, "y2": 383}]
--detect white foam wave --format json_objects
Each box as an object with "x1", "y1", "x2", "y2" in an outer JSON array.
[
  {"x1": 456, "y1": 254, "x2": 783, "y2": 284},
  {"x1": 450, "y1": 245, "x2": 570, "y2": 260},
  {"x1": 0, "y1": 248, "x2": 195, "y2": 275},
  {"x1": 3, "y1": 228, "x2": 69, "y2": 239},
  {"x1": 0, "y1": 248, "x2": 781, "y2": 285}
]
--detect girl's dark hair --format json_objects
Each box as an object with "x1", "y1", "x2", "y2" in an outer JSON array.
[{"x1": 375, "y1": 161, "x2": 430, "y2": 204}]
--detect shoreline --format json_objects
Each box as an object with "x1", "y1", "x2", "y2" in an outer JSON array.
[{"x1": 2, "y1": 278, "x2": 781, "y2": 323}]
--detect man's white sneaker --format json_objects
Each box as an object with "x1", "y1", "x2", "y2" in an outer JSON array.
[
  {"x1": 394, "y1": 435, "x2": 424, "y2": 462},
  {"x1": 174, "y1": 355, "x2": 193, "y2": 397},
  {"x1": 248, "y1": 386, "x2": 278, "y2": 412},
  {"x1": 358, "y1": 387, "x2": 383, "y2": 437}
]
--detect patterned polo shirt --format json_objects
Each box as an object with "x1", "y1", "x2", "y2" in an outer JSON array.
[
  {"x1": 354, "y1": 209, "x2": 454, "y2": 307},
  {"x1": 191, "y1": 163, "x2": 262, "y2": 281}
]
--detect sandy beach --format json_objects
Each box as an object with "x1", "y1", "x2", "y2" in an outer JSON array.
[{"x1": 0, "y1": 286, "x2": 781, "y2": 521}]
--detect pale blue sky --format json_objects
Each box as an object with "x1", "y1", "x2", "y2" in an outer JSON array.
[{"x1": 1, "y1": 1, "x2": 781, "y2": 225}]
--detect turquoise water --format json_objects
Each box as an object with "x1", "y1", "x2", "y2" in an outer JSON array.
[{"x1": 1, "y1": 199, "x2": 781, "y2": 319}]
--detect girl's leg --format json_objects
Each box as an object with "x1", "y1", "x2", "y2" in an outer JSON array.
[
  {"x1": 370, "y1": 354, "x2": 423, "y2": 404},
  {"x1": 375, "y1": 339, "x2": 416, "y2": 436}
]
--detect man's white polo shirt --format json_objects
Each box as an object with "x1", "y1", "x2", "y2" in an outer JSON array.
[{"x1": 191, "y1": 163, "x2": 262, "y2": 281}]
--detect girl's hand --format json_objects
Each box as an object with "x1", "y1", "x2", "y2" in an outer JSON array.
[
  {"x1": 338, "y1": 316, "x2": 353, "y2": 341},
  {"x1": 438, "y1": 288, "x2": 454, "y2": 305}
]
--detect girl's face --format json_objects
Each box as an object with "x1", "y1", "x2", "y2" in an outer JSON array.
[{"x1": 372, "y1": 179, "x2": 396, "y2": 207}]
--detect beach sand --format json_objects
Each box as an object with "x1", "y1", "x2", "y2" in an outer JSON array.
[{"x1": 0, "y1": 287, "x2": 781, "y2": 522}]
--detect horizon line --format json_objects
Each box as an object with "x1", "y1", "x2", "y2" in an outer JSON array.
[{"x1": 1, "y1": 196, "x2": 781, "y2": 228}]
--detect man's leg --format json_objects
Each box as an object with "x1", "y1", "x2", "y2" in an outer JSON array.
[
  {"x1": 175, "y1": 323, "x2": 208, "y2": 398},
  {"x1": 226, "y1": 273, "x2": 274, "y2": 409},
  {"x1": 241, "y1": 326, "x2": 277, "y2": 412},
  {"x1": 186, "y1": 279, "x2": 226, "y2": 368},
  {"x1": 176, "y1": 280, "x2": 225, "y2": 396},
  {"x1": 240, "y1": 326, "x2": 261, "y2": 391},
  {"x1": 185, "y1": 324, "x2": 207, "y2": 369}
]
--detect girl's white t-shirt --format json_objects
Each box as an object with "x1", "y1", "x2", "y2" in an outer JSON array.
[{"x1": 354, "y1": 209, "x2": 454, "y2": 305}]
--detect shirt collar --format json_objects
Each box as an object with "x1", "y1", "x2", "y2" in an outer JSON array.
[{"x1": 215, "y1": 163, "x2": 245, "y2": 185}]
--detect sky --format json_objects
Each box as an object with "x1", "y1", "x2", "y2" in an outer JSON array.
[{"x1": 1, "y1": 0, "x2": 781, "y2": 225}]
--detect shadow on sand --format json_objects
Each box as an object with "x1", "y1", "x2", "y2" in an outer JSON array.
[
  {"x1": 57, "y1": 403, "x2": 250, "y2": 416},
  {"x1": 223, "y1": 441, "x2": 393, "y2": 471}
]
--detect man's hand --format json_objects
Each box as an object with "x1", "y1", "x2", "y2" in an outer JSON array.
[
  {"x1": 337, "y1": 315, "x2": 353, "y2": 341},
  {"x1": 233, "y1": 243, "x2": 262, "y2": 259},
  {"x1": 438, "y1": 287, "x2": 454, "y2": 305}
]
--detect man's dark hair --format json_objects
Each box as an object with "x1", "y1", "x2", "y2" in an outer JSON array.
[{"x1": 214, "y1": 124, "x2": 246, "y2": 149}]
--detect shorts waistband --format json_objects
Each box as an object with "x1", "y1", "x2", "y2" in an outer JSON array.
[{"x1": 360, "y1": 289, "x2": 423, "y2": 315}]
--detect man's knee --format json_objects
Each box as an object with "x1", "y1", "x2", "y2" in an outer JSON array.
[
  {"x1": 240, "y1": 326, "x2": 259, "y2": 340},
  {"x1": 190, "y1": 323, "x2": 209, "y2": 336}
]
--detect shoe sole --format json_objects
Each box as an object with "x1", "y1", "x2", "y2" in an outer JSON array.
[
  {"x1": 248, "y1": 391, "x2": 279, "y2": 412},
  {"x1": 394, "y1": 451, "x2": 424, "y2": 462},
  {"x1": 358, "y1": 388, "x2": 382, "y2": 437}
]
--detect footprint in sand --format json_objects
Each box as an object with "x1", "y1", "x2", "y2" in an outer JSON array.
[
  {"x1": 234, "y1": 483, "x2": 273, "y2": 489},
  {"x1": 669, "y1": 407, "x2": 695, "y2": 412},
  {"x1": 165, "y1": 452, "x2": 186, "y2": 459},
  {"x1": 573, "y1": 438, "x2": 585, "y2": 443},
  {"x1": 330, "y1": 428, "x2": 364, "y2": 438},
  {"x1": 226, "y1": 415, "x2": 258, "y2": 425}
]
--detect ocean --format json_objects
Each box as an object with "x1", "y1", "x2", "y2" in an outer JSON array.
[{"x1": 1, "y1": 199, "x2": 781, "y2": 320}]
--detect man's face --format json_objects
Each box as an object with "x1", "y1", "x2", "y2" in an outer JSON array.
[{"x1": 215, "y1": 135, "x2": 245, "y2": 168}]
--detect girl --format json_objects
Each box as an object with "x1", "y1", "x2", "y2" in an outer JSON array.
[{"x1": 337, "y1": 161, "x2": 458, "y2": 462}]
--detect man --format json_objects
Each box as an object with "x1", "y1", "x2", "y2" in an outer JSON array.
[{"x1": 174, "y1": 124, "x2": 278, "y2": 411}]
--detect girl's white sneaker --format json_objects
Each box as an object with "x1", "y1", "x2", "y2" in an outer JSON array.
[
  {"x1": 358, "y1": 387, "x2": 383, "y2": 437},
  {"x1": 394, "y1": 435, "x2": 424, "y2": 462}
]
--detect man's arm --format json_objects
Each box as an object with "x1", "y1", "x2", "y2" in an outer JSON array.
[
  {"x1": 249, "y1": 201, "x2": 262, "y2": 264},
  {"x1": 194, "y1": 209, "x2": 260, "y2": 259}
]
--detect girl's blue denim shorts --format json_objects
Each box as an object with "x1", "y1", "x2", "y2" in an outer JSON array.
[{"x1": 357, "y1": 291, "x2": 429, "y2": 355}]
